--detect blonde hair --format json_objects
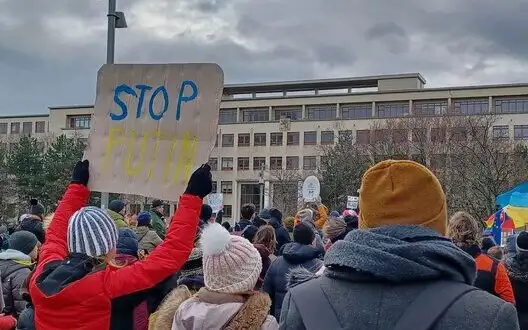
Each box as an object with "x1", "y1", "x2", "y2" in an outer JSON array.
[
  {"x1": 254, "y1": 225, "x2": 277, "y2": 254},
  {"x1": 447, "y1": 211, "x2": 481, "y2": 248},
  {"x1": 43, "y1": 213, "x2": 54, "y2": 232},
  {"x1": 95, "y1": 249, "x2": 127, "y2": 269}
]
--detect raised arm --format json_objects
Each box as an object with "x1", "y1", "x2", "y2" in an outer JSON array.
[
  {"x1": 105, "y1": 165, "x2": 212, "y2": 298},
  {"x1": 36, "y1": 160, "x2": 90, "y2": 271}
]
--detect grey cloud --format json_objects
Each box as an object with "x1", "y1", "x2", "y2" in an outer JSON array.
[{"x1": 0, "y1": 0, "x2": 527, "y2": 115}]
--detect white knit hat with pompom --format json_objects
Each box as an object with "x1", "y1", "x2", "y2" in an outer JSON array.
[{"x1": 200, "y1": 222, "x2": 262, "y2": 293}]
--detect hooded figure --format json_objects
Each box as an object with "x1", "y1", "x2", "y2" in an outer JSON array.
[
  {"x1": 263, "y1": 223, "x2": 323, "y2": 320},
  {"x1": 268, "y1": 208, "x2": 291, "y2": 255},
  {"x1": 107, "y1": 200, "x2": 129, "y2": 229},
  {"x1": 280, "y1": 160, "x2": 519, "y2": 330},
  {"x1": 17, "y1": 200, "x2": 45, "y2": 244},
  {"x1": 133, "y1": 212, "x2": 162, "y2": 254},
  {"x1": 0, "y1": 231, "x2": 38, "y2": 317},
  {"x1": 149, "y1": 200, "x2": 167, "y2": 240},
  {"x1": 504, "y1": 232, "x2": 528, "y2": 329}
]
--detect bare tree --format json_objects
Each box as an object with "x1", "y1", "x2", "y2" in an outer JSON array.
[
  {"x1": 320, "y1": 111, "x2": 528, "y2": 221},
  {"x1": 269, "y1": 169, "x2": 302, "y2": 217}
]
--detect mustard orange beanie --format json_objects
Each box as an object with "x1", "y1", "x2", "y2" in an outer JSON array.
[{"x1": 359, "y1": 160, "x2": 447, "y2": 235}]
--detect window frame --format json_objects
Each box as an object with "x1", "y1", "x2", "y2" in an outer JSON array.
[
  {"x1": 304, "y1": 131, "x2": 317, "y2": 145},
  {"x1": 237, "y1": 133, "x2": 250, "y2": 147},
  {"x1": 221, "y1": 134, "x2": 234, "y2": 147},
  {"x1": 237, "y1": 157, "x2": 250, "y2": 171},
  {"x1": 221, "y1": 157, "x2": 234, "y2": 171},
  {"x1": 270, "y1": 132, "x2": 284, "y2": 146},
  {"x1": 254, "y1": 133, "x2": 267, "y2": 147}
]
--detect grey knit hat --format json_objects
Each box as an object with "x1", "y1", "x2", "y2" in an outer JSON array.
[{"x1": 67, "y1": 206, "x2": 118, "y2": 258}]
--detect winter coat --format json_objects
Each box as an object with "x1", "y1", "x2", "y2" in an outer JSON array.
[
  {"x1": 280, "y1": 225, "x2": 519, "y2": 330},
  {"x1": 462, "y1": 245, "x2": 515, "y2": 304},
  {"x1": 16, "y1": 306, "x2": 34, "y2": 330},
  {"x1": 294, "y1": 205, "x2": 328, "y2": 230},
  {"x1": 268, "y1": 218, "x2": 291, "y2": 256},
  {"x1": 110, "y1": 253, "x2": 160, "y2": 330},
  {"x1": 29, "y1": 184, "x2": 203, "y2": 330},
  {"x1": 0, "y1": 250, "x2": 33, "y2": 317},
  {"x1": 263, "y1": 242, "x2": 322, "y2": 320},
  {"x1": 107, "y1": 210, "x2": 129, "y2": 229},
  {"x1": 0, "y1": 315, "x2": 16, "y2": 330},
  {"x1": 150, "y1": 210, "x2": 166, "y2": 240},
  {"x1": 133, "y1": 226, "x2": 163, "y2": 254},
  {"x1": 16, "y1": 216, "x2": 44, "y2": 244},
  {"x1": 504, "y1": 250, "x2": 528, "y2": 329},
  {"x1": 170, "y1": 287, "x2": 278, "y2": 330},
  {"x1": 254, "y1": 244, "x2": 274, "y2": 290},
  {"x1": 234, "y1": 219, "x2": 252, "y2": 232}
]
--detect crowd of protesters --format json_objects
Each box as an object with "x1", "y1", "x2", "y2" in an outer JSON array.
[{"x1": 0, "y1": 159, "x2": 526, "y2": 329}]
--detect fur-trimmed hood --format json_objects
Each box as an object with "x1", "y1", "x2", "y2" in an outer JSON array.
[{"x1": 159, "y1": 286, "x2": 278, "y2": 330}]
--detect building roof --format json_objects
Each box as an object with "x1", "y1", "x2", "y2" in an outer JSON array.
[
  {"x1": 48, "y1": 105, "x2": 95, "y2": 110},
  {"x1": 0, "y1": 114, "x2": 49, "y2": 119},
  {"x1": 222, "y1": 73, "x2": 427, "y2": 95}
]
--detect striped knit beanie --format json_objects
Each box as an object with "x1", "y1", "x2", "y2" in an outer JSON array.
[
  {"x1": 200, "y1": 223, "x2": 262, "y2": 294},
  {"x1": 67, "y1": 206, "x2": 118, "y2": 258}
]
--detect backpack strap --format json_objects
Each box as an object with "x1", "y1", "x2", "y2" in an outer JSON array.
[
  {"x1": 393, "y1": 281, "x2": 478, "y2": 330},
  {"x1": 289, "y1": 281, "x2": 342, "y2": 330}
]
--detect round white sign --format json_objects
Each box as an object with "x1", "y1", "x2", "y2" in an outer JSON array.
[{"x1": 302, "y1": 176, "x2": 320, "y2": 202}]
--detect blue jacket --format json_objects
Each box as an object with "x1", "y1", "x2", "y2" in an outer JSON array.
[
  {"x1": 269, "y1": 218, "x2": 291, "y2": 255},
  {"x1": 262, "y1": 242, "x2": 322, "y2": 320}
]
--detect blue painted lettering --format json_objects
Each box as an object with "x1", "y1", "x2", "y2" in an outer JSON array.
[
  {"x1": 148, "y1": 86, "x2": 169, "y2": 120},
  {"x1": 111, "y1": 84, "x2": 137, "y2": 121},
  {"x1": 135, "y1": 84, "x2": 152, "y2": 118},
  {"x1": 176, "y1": 80, "x2": 198, "y2": 121}
]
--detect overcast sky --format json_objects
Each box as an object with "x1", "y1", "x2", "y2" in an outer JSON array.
[{"x1": 1, "y1": 0, "x2": 527, "y2": 115}]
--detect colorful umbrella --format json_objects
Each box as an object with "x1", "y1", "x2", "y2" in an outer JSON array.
[{"x1": 486, "y1": 192, "x2": 528, "y2": 243}]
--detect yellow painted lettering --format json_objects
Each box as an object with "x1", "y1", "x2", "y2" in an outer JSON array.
[
  {"x1": 173, "y1": 131, "x2": 198, "y2": 184},
  {"x1": 148, "y1": 129, "x2": 163, "y2": 179},
  {"x1": 103, "y1": 126, "x2": 124, "y2": 172},
  {"x1": 125, "y1": 129, "x2": 149, "y2": 177},
  {"x1": 163, "y1": 135, "x2": 179, "y2": 181},
  {"x1": 183, "y1": 136, "x2": 199, "y2": 182}
]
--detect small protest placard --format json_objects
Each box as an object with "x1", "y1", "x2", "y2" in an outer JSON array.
[
  {"x1": 347, "y1": 196, "x2": 359, "y2": 209},
  {"x1": 84, "y1": 63, "x2": 224, "y2": 200},
  {"x1": 302, "y1": 176, "x2": 320, "y2": 202},
  {"x1": 207, "y1": 193, "x2": 223, "y2": 213}
]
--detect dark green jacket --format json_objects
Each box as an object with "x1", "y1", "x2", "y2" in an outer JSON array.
[{"x1": 149, "y1": 210, "x2": 166, "y2": 240}]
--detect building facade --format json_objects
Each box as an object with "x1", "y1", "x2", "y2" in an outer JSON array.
[{"x1": 2, "y1": 73, "x2": 528, "y2": 221}]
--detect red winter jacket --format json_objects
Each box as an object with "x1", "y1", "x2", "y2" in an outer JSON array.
[{"x1": 29, "y1": 184, "x2": 201, "y2": 330}]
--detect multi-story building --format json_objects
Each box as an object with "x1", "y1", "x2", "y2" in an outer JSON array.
[{"x1": 2, "y1": 73, "x2": 528, "y2": 221}]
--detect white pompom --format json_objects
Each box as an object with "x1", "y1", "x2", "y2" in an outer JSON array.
[{"x1": 201, "y1": 222, "x2": 231, "y2": 257}]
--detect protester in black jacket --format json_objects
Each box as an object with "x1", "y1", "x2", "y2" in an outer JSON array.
[
  {"x1": 263, "y1": 223, "x2": 323, "y2": 320},
  {"x1": 269, "y1": 208, "x2": 291, "y2": 255},
  {"x1": 234, "y1": 203, "x2": 255, "y2": 232}
]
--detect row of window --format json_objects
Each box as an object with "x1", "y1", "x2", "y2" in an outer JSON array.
[
  {"x1": 215, "y1": 125, "x2": 528, "y2": 148},
  {"x1": 217, "y1": 131, "x2": 335, "y2": 147},
  {"x1": 67, "y1": 115, "x2": 91, "y2": 129},
  {"x1": 218, "y1": 97, "x2": 528, "y2": 124},
  {"x1": 0, "y1": 121, "x2": 46, "y2": 135},
  {"x1": 208, "y1": 155, "x2": 319, "y2": 171}
]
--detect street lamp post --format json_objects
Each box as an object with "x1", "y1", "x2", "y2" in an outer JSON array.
[
  {"x1": 258, "y1": 166, "x2": 265, "y2": 212},
  {"x1": 101, "y1": 0, "x2": 127, "y2": 209}
]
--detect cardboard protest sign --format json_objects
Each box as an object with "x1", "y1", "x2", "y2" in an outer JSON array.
[
  {"x1": 207, "y1": 193, "x2": 223, "y2": 213},
  {"x1": 347, "y1": 196, "x2": 359, "y2": 209},
  {"x1": 84, "y1": 63, "x2": 224, "y2": 201}
]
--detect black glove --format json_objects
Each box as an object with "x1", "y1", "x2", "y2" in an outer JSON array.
[
  {"x1": 71, "y1": 160, "x2": 90, "y2": 186},
  {"x1": 184, "y1": 164, "x2": 212, "y2": 199}
]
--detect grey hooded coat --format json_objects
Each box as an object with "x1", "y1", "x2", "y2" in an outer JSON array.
[{"x1": 279, "y1": 225, "x2": 519, "y2": 330}]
